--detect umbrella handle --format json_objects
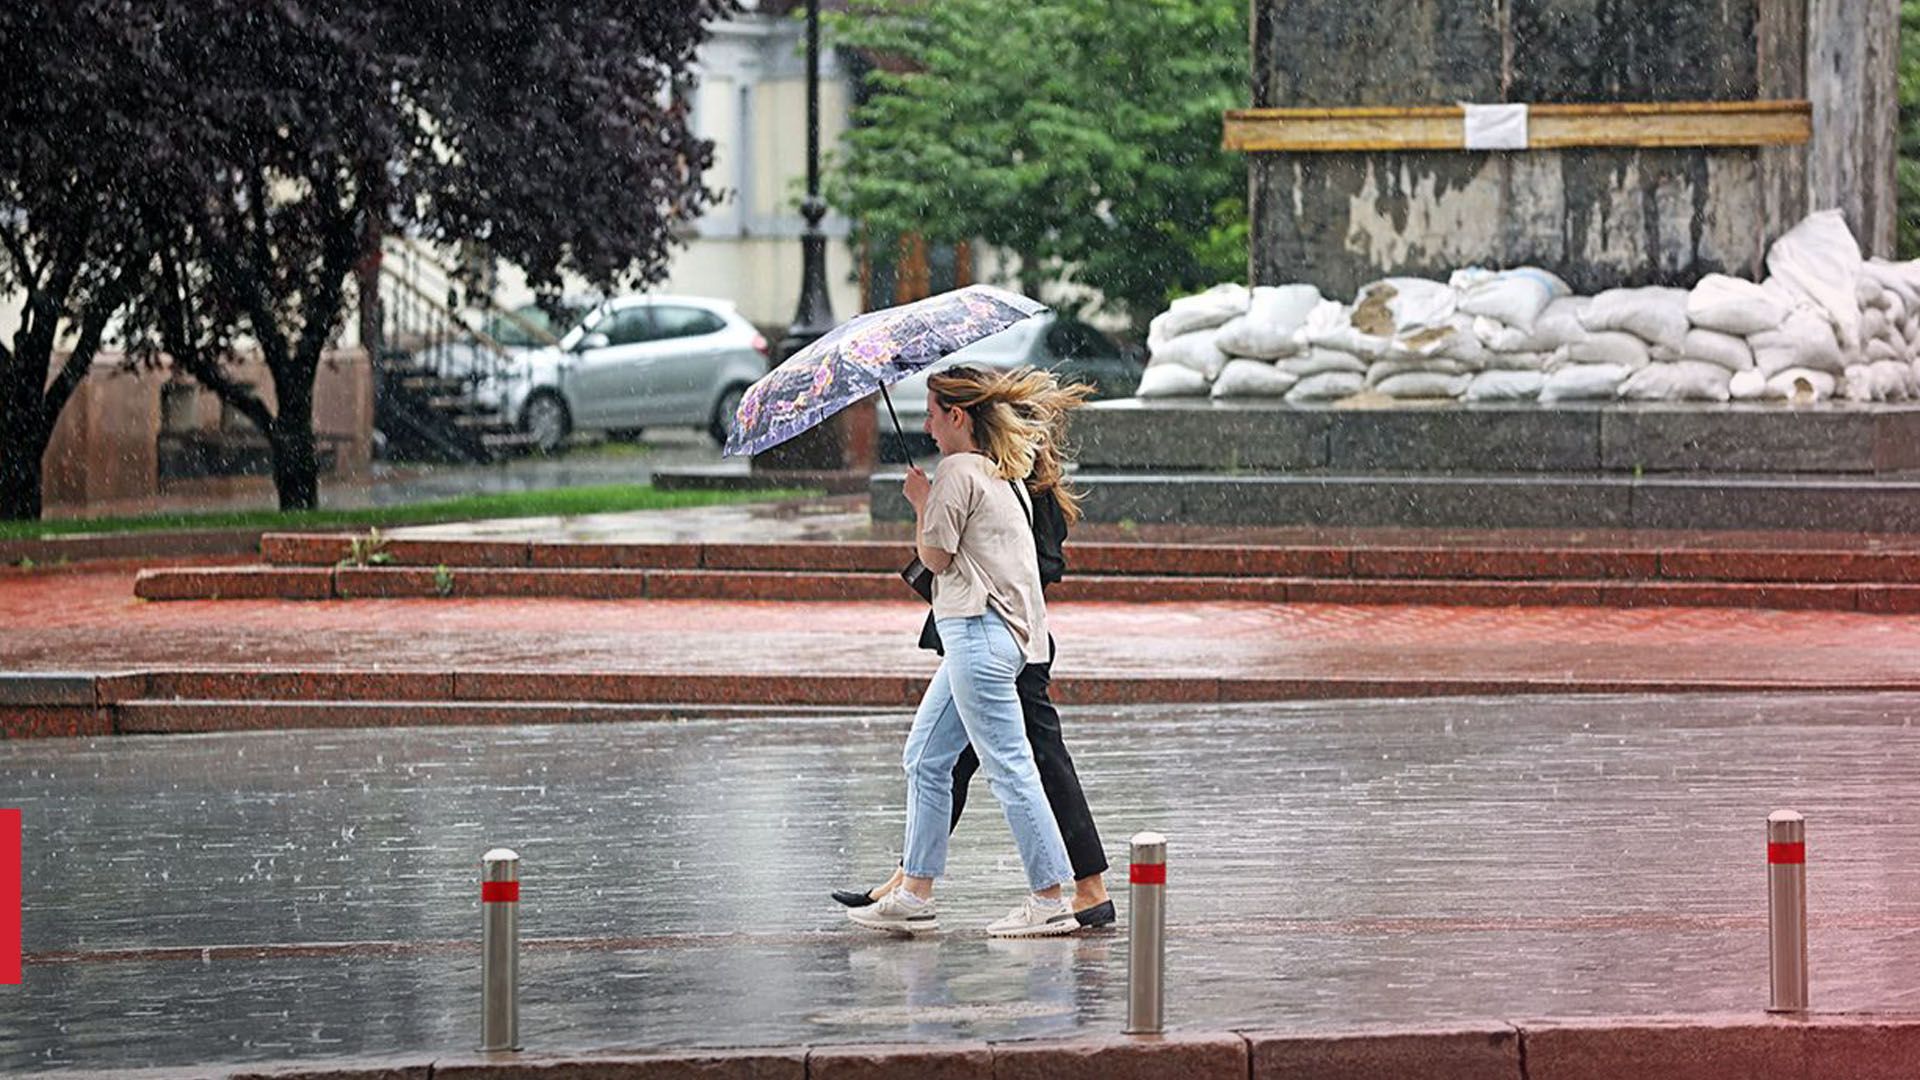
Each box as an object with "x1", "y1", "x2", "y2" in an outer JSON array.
[{"x1": 878, "y1": 383, "x2": 913, "y2": 464}]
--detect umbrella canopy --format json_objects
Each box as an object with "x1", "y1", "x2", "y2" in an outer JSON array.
[{"x1": 722, "y1": 284, "x2": 1047, "y2": 458}]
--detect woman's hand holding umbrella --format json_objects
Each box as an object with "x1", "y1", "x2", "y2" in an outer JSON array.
[{"x1": 903, "y1": 464, "x2": 931, "y2": 514}]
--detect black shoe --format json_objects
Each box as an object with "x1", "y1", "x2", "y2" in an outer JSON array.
[
  {"x1": 831, "y1": 887, "x2": 881, "y2": 909},
  {"x1": 1074, "y1": 899, "x2": 1116, "y2": 928}
]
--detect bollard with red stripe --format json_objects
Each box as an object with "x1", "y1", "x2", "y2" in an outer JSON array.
[
  {"x1": 481, "y1": 848, "x2": 521, "y2": 1051},
  {"x1": 1766, "y1": 810, "x2": 1807, "y2": 1013},
  {"x1": 1125, "y1": 831, "x2": 1166, "y2": 1035}
]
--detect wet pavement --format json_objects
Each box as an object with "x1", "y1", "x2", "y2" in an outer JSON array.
[
  {"x1": 13, "y1": 567, "x2": 1920, "y2": 691},
  {"x1": 6, "y1": 692, "x2": 1920, "y2": 1072}
]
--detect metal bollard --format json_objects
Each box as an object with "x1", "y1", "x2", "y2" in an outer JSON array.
[
  {"x1": 1766, "y1": 811, "x2": 1807, "y2": 1013},
  {"x1": 1125, "y1": 831, "x2": 1167, "y2": 1035},
  {"x1": 480, "y1": 848, "x2": 521, "y2": 1051}
]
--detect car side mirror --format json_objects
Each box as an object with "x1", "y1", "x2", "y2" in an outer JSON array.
[{"x1": 574, "y1": 332, "x2": 610, "y2": 352}]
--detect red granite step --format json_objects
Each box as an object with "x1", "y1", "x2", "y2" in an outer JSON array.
[
  {"x1": 133, "y1": 561, "x2": 1920, "y2": 612},
  {"x1": 260, "y1": 531, "x2": 1920, "y2": 584}
]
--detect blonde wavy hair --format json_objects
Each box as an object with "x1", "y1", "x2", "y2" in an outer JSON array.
[{"x1": 926, "y1": 364, "x2": 1093, "y2": 524}]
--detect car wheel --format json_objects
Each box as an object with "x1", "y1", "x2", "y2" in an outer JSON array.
[
  {"x1": 709, "y1": 383, "x2": 747, "y2": 445},
  {"x1": 522, "y1": 391, "x2": 571, "y2": 455}
]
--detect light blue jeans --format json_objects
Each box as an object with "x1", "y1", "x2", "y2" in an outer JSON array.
[{"x1": 901, "y1": 610, "x2": 1072, "y2": 891}]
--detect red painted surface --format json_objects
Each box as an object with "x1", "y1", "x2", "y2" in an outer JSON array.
[{"x1": 1, "y1": 809, "x2": 18, "y2": 984}]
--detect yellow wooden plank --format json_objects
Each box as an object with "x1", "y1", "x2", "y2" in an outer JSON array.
[{"x1": 1221, "y1": 100, "x2": 1811, "y2": 152}]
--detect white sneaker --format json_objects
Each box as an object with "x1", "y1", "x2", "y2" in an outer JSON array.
[
  {"x1": 985, "y1": 893, "x2": 1077, "y2": 938},
  {"x1": 847, "y1": 887, "x2": 939, "y2": 935}
]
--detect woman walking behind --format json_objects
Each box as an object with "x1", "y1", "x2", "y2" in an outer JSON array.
[
  {"x1": 849, "y1": 365, "x2": 1081, "y2": 938},
  {"x1": 836, "y1": 372, "x2": 1112, "y2": 928}
]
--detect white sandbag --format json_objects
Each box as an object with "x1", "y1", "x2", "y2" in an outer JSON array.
[
  {"x1": 1564, "y1": 331, "x2": 1652, "y2": 370},
  {"x1": 1134, "y1": 362, "x2": 1212, "y2": 398},
  {"x1": 1765, "y1": 209, "x2": 1864, "y2": 353},
  {"x1": 1472, "y1": 296, "x2": 1592, "y2": 353},
  {"x1": 1867, "y1": 338, "x2": 1903, "y2": 364},
  {"x1": 1863, "y1": 307, "x2": 1891, "y2": 344},
  {"x1": 1248, "y1": 284, "x2": 1324, "y2": 330},
  {"x1": 1617, "y1": 361, "x2": 1732, "y2": 402},
  {"x1": 1842, "y1": 364, "x2": 1873, "y2": 403},
  {"x1": 1209, "y1": 359, "x2": 1299, "y2": 399},
  {"x1": 1278, "y1": 347, "x2": 1367, "y2": 377},
  {"x1": 1428, "y1": 315, "x2": 1492, "y2": 366},
  {"x1": 1148, "y1": 328, "x2": 1230, "y2": 380},
  {"x1": 1858, "y1": 276, "x2": 1889, "y2": 310},
  {"x1": 1884, "y1": 289, "x2": 1907, "y2": 326},
  {"x1": 1729, "y1": 368, "x2": 1768, "y2": 401},
  {"x1": 1147, "y1": 283, "x2": 1249, "y2": 348},
  {"x1": 1870, "y1": 359, "x2": 1917, "y2": 401},
  {"x1": 1302, "y1": 299, "x2": 1395, "y2": 359},
  {"x1": 1213, "y1": 315, "x2": 1299, "y2": 361},
  {"x1": 1749, "y1": 308, "x2": 1846, "y2": 375},
  {"x1": 1373, "y1": 371, "x2": 1472, "y2": 399},
  {"x1": 1579, "y1": 286, "x2": 1690, "y2": 352},
  {"x1": 1464, "y1": 369, "x2": 1544, "y2": 401},
  {"x1": 1648, "y1": 343, "x2": 1684, "y2": 365},
  {"x1": 1481, "y1": 350, "x2": 1551, "y2": 371},
  {"x1": 1836, "y1": 363, "x2": 1909, "y2": 403},
  {"x1": 1539, "y1": 363, "x2": 1632, "y2": 403},
  {"x1": 1284, "y1": 370, "x2": 1365, "y2": 402},
  {"x1": 1450, "y1": 266, "x2": 1570, "y2": 330},
  {"x1": 1763, "y1": 367, "x2": 1838, "y2": 403},
  {"x1": 1349, "y1": 277, "x2": 1457, "y2": 336},
  {"x1": 1686, "y1": 273, "x2": 1789, "y2": 336},
  {"x1": 1681, "y1": 328, "x2": 1754, "y2": 372},
  {"x1": 1365, "y1": 358, "x2": 1473, "y2": 387}
]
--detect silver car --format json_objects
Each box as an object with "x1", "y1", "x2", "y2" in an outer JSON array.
[
  {"x1": 490, "y1": 295, "x2": 771, "y2": 452},
  {"x1": 877, "y1": 312, "x2": 1141, "y2": 456}
]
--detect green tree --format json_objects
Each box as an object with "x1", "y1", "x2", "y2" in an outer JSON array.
[{"x1": 825, "y1": 0, "x2": 1247, "y2": 333}]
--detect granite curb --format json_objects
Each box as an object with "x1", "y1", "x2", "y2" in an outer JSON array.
[
  {"x1": 30, "y1": 1015, "x2": 1920, "y2": 1079},
  {"x1": 9, "y1": 669, "x2": 1920, "y2": 738}
]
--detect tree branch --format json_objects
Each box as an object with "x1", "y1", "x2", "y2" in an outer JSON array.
[
  {"x1": 158, "y1": 240, "x2": 277, "y2": 436},
  {"x1": 190, "y1": 197, "x2": 288, "y2": 374},
  {"x1": 39, "y1": 263, "x2": 136, "y2": 436},
  {"x1": 292, "y1": 171, "x2": 362, "y2": 377}
]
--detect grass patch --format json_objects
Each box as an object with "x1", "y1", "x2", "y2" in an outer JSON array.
[{"x1": 0, "y1": 485, "x2": 820, "y2": 541}]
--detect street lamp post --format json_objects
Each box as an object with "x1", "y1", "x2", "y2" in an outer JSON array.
[
  {"x1": 754, "y1": 0, "x2": 873, "y2": 479},
  {"x1": 781, "y1": 0, "x2": 835, "y2": 356}
]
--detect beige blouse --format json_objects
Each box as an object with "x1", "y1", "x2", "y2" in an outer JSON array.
[{"x1": 918, "y1": 452, "x2": 1049, "y2": 664}]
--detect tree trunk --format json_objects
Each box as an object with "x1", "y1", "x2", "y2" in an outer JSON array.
[
  {"x1": 267, "y1": 368, "x2": 320, "y2": 512},
  {"x1": 0, "y1": 426, "x2": 46, "y2": 521}
]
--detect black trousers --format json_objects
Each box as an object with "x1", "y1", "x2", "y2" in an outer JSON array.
[{"x1": 948, "y1": 650, "x2": 1109, "y2": 881}]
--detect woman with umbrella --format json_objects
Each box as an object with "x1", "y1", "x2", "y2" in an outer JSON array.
[
  {"x1": 832, "y1": 369, "x2": 1114, "y2": 931},
  {"x1": 847, "y1": 364, "x2": 1087, "y2": 937},
  {"x1": 722, "y1": 285, "x2": 1103, "y2": 937}
]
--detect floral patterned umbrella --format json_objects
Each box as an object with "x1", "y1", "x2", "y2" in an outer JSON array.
[{"x1": 722, "y1": 284, "x2": 1047, "y2": 458}]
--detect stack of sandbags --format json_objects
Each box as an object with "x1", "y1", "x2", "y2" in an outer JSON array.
[
  {"x1": 1846, "y1": 269, "x2": 1920, "y2": 401},
  {"x1": 1465, "y1": 294, "x2": 1587, "y2": 401},
  {"x1": 1138, "y1": 283, "x2": 1245, "y2": 398},
  {"x1": 1343, "y1": 278, "x2": 1477, "y2": 399},
  {"x1": 1547, "y1": 285, "x2": 1695, "y2": 401},
  {"x1": 1287, "y1": 299, "x2": 1372, "y2": 401},
  {"x1": 1210, "y1": 285, "x2": 1323, "y2": 400}
]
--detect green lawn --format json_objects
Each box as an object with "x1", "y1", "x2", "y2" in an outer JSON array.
[{"x1": 0, "y1": 484, "x2": 819, "y2": 541}]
